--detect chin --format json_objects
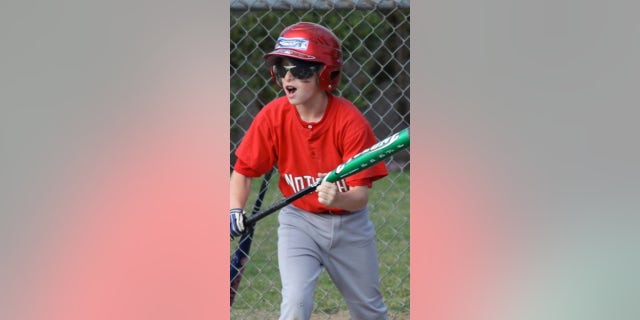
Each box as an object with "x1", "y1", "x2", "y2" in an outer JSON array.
[{"x1": 286, "y1": 97, "x2": 302, "y2": 105}]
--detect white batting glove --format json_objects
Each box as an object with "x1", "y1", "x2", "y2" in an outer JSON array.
[{"x1": 230, "y1": 208, "x2": 246, "y2": 239}]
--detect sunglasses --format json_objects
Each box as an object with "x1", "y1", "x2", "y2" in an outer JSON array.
[{"x1": 272, "y1": 63, "x2": 319, "y2": 80}]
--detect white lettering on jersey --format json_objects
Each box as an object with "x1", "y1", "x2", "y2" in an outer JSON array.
[
  {"x1": 284, "y1": 173, "x2": 349, "y2": 193},
  {"x1": 335, "y1": 179, "x2": 349, "y2": 192},
  {"x1": 294, "y1": 176, "x2": 305, "y2": 192}
]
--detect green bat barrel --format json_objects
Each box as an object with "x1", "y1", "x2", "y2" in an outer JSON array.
[{"x1": 323, "y1": 127, "x2": 410, "y2": 183}]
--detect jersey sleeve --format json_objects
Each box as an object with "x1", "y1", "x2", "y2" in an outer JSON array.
[
  {"x1": 341, "y1": 115, "x2": 388, "y2": 188},
  {"x1": 234, "y1": 109, "x2": 277, "y2": 177}
]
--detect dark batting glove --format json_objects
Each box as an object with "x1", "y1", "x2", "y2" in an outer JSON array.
[{"x1": 230, "y1": 208, "x2": 246, "y2": 239}]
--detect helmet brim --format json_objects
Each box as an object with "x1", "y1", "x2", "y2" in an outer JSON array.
[{"x1": 264, "y1": 49, "x2": 317, "y2": 66}]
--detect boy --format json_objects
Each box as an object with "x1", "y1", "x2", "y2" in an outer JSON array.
[{"x1": 230, "y1": 22, "x2": 388, "y2": 320}]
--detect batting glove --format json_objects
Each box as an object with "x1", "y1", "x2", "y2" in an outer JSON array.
[{"x1": 230, "y1": 208, "x2": 246, "y2": 239}]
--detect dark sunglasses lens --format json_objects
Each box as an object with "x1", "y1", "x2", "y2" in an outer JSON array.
[
  {"x1": 273, "y1": 65, "x2": 285, "y2": 78},
  {"x1": 273, "y1": 64, "x2": 315, "y2": 79},
  {"x1": 291, "y1": 66, "x2": 314, "y2": 79}
]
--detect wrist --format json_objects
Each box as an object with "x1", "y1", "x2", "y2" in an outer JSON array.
[{"x1": 336, "y1": 188, "x2": 368, "y2": 211}]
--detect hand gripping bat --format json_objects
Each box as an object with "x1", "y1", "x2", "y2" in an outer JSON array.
[{"x1": 230, "y1": 127, "x2": 410, "y2": 306}]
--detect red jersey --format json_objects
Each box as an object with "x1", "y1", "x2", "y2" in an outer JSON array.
[{"x1": 234, "y1": 93, "x2": 388, "y2": 213}]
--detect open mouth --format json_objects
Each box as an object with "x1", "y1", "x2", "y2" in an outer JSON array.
[{"x1": 285, "y1": 85, "x2": 297, "y2": 95}]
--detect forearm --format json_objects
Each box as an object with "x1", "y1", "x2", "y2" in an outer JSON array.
[
  {"x1": 324, "y1": 185, "x2": 369, "y2": 212},
  {"x1": 230, "y1": 171, "x2": 253, "y2": 209}
]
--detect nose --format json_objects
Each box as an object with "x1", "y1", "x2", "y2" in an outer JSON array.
[{"x1": 282, "y1": 70, "x2": 295, "y2": 81}]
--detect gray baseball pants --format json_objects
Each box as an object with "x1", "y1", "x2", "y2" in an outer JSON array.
[{"x1": 277, "y1": 205, "x2": 388, "y2": 320}]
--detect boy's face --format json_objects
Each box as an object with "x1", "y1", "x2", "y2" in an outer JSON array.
[{"x1": 273, "y1": 58, "x2": 324, "y2": 105}]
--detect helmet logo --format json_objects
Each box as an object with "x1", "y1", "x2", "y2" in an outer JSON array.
[{"x1": 275, "y1": 37, "x2": 309, "y2": 51}]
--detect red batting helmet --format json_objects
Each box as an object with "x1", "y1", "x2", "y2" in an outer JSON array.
[{"x1": 264, "y1": 22, "x2": 343, "y2": 91}]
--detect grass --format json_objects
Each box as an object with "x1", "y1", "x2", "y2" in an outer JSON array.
[{"x1": 231, "y1": 170, "x2": 410, "y2": 318}]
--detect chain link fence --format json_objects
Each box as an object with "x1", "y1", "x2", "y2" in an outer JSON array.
[{"x1": 230, "y1": 1, "x2": 410, "y2": 319}]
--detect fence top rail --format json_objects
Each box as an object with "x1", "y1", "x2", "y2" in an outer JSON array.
[{"x1": 230, "y1": 0, "x2": 410, "y2": 11}]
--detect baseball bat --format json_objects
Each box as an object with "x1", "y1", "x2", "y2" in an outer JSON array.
[
  {"x1": 230, "y1": 168, "x2": 273, "y2": 306},
  {"x1": 244, "y1": 127, "x2": 410, "y2": 227}
]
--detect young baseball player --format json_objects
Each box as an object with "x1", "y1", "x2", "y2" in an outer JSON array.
[{"x1": 230, "y1": 22, "x2": 389, "y2": 320}]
